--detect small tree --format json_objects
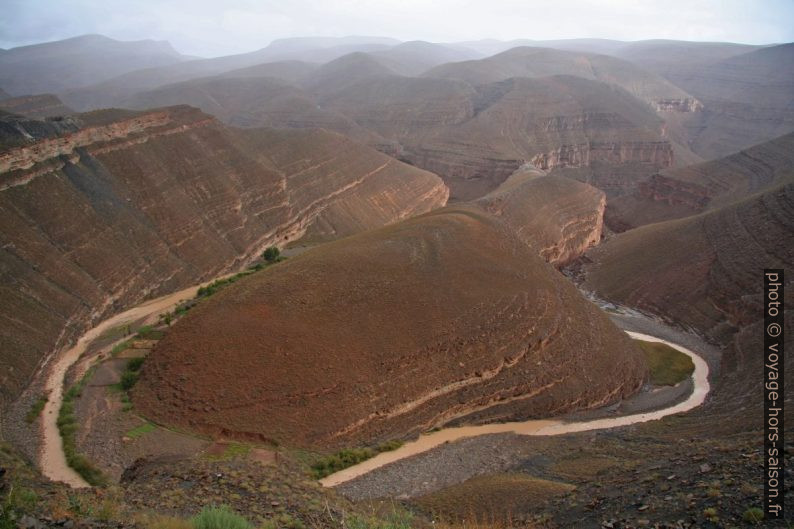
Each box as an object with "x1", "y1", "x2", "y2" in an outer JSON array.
[{"x1": 263, "y1": 246, "x2": 280, "y2": 263}]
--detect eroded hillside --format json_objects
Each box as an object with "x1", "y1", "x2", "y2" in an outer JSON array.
[
  {"x1": 134, "y1": 206, "x2": 646, "y2": 449},
  {"x1": 0, "y1": 106, "x2": 447, "y2": 403}
]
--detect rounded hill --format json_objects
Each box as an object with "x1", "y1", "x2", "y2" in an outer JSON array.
[{"x1": 134, "y1": 206, "x2": 646, "y2": 449}]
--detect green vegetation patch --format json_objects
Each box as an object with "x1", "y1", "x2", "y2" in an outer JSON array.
[
  {"x1": 135, "y1": 325, "x2": 166, "y2": 340},
  {"x1": 310, "y1": 440, "x2": 404, "y2": 479},
  {"x1": 110, "y1": 339, "x2": 132, "y2": 356},
  {"x1": 120, "y1": 356, "x2": 145, "y2": 391},
  {"x1": 191, "y1": 504, "x2": 252, "y2": 529},
  {"x1": 635, "y1": 339, "x2": 695, "y2": 386},
  {"x1": 204, "y1": 442, "x2": 251, "y2": 461},
  {"x1": 125, "y1": 422, "x2": 156, "y2": 439},
  {"x1": 25, "y1": 394, "x2": 48, "y2": 424},
  {"x1": 57, "y1": 366, "x2": 107, "y2": 486}
]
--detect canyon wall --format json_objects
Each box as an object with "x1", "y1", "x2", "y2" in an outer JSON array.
[
  {"x1": 326, "y1": 76, "x2": 676, "y2": 200},
  {"x1": 477, "y1": 172, "x2": 605, "y2": 267},
  {"x1": 605, "y1": 131, "x2": 794, "y2": 230},
  {"x1": 0, "y1": 106, "x2": 447, "y2": 404}
]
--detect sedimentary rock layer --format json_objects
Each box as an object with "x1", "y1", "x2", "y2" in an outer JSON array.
[
  {"x1": 606, "y1": 131, "x2": 794, "y2": 230},
  {"x1": 326, "y1": 75, "x2": 676, "y2": 200},
  {"x1": 0, "y1": 105, "x2": 447, "y2": 403},
  {"x1": 477, "y1": 172, "x2": 605, "y2": 267},
  {"x1": 134, "y1": 206, "x2": 647, "y2": 449}
]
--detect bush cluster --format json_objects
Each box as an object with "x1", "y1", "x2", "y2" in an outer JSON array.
[
  {"x1": 57, "y1": 367, "x2": 107, "y2": 486},
  {"x1": 311, "y1": 440, "x2": 404, "y2": 479}
]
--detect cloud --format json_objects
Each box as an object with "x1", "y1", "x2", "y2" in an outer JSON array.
[{"x1": 0, "y1": 0, "x2": 791, "y2": 56}]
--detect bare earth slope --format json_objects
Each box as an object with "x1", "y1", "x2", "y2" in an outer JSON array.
[
  {"x1": 123, "y1": 76, "x2": 381, "y2": 144},
  {"x1": 584, "y1": 183, "x2": 793, "y2": 348},
  {"x1": 134, "y1": 206, "x2": 646, "y2": 449},
  {"x1": 476, "y1": 171, "x2": 605, "y2": 267},
  {"x1": 607, "y1": 131, "x2": 794, "y2": 230},
  {"x1": 664, "y1": 43, "x2": 794, "y2": 159},
  {"x1": 327, "y1": 75, "x2": 675, "y2": 200},
  {"x1": 423, "y1": 46, "x2": 700, "y2": 111},
  {"x1": 0, "y1": 106, "x2": 447, "y2": 403}
]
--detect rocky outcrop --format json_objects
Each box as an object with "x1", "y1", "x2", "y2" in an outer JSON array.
[
  {"x1": 477, "y1": 172, "x2": 606, "y2": 267},
  {"x1": 0, "y1": 110, "x2": 176, "y2": 174},
  {"x1": 605, "y1": 131, "x2": 794, "y2": 230},
  {"x1": 652, "y1": 98, "x2": 703, "y2": 113},
  {"x1": 529, "y1": 142, "x2": 674, "y2": 171},
  {"x1": 325, "y1": 75, "x2": 676, "y2": 200},
  {"x1": 0, "y1": 106, "x2": 447, "y2": 404},
  {"x1": 135, "y1": 206, "x2": 646, "y2": 449}
]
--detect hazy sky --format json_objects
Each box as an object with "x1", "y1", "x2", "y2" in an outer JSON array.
[{"x1": 2, "y1": 0, "x2": 793, "y2": 57}]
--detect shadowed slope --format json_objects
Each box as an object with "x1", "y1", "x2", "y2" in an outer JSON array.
[
  {"x1": 665, "y1": 43, "x2": 794, "y2": 158},
  {"x1": 0, "y1": 94, "x2": 74, "y2": 118},
  {"x1": 584, "y1": 184, "x2": 793, "y2": 346},
  {"x1": 134, "y1": 206, "x2": 646, "y2": 449}
]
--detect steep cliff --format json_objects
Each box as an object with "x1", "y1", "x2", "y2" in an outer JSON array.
[
  {"x1": 134, "y1": 206, "x2": 646, "y2": 449},
  {"x1": 0, "y1": 105, "x2": 447, "y2": 403},
  {"x1": 476, "y1": 171, "x2": 605, "y2": 267}
]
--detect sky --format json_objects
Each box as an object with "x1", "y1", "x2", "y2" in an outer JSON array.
[{"x1": 2, "y1": 0, "x2": 793, "y2": 57}]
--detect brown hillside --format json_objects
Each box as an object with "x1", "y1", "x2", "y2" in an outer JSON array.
[
  {"x1": 476, "y1": 172, "x2": 605, "y2": 266},
  {"x1": 0, "y1": 106, "x2": 447, "y2": 403},
  {"x1": 582, "y1": 182, "x2": 793, "y2": 447},
  {"x1": 329, "y1": 75, "x2": 673, "y2": 200},
  {"x1": 134, "y1": 206, "x2": 647, "y2": 449},
  {"x1": 607, "y1": 131, "x2": 794, "y2": 230},
  {"x1": 663, "y1": 43, "x2": 794, "y2": 159},
  {"x1": 423, "y1": 46, "x2": 699, "y2": 111},
  {"x1": 584, "y1": 183, "x2": 793, "y2": 347},
  {"x1": 124, "y1": 76, "x2": 381, "y2": 144}
]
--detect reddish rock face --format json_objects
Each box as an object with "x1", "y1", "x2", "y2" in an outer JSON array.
[
  {"x1": 477, "y1": 173, "x2": 606, "y2": 267},
  {"x1": 0, "y1": 105, "x2": 447, "y2": 403}
]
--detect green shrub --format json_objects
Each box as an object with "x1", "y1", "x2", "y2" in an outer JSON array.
[
  {"x1": 58, "y1": 366, "x2": 107, "y2": 486},
  {"x1": 742, "y1": 507, "x2": 764, "y2": 523},
  {"x1": 311, "y1": 440, "x2": 403, "y2": 479},
  {"x1": 191, "y1": 504, "x2": 252, "y2": 529},
  {"x1": 120, "y1": 370, "x2": 139, "y2": 391},
  {"x1": 135, "y1": 325, "x2": 165, "y2": 340},
  {"x1": 127, "y1": 357, "x2": 145, "y2": 372},
  {"x1": 263, "y1": 246, "x2": 280, "y2": 263},
  {"x1": 110, "y1": 340, "x2": 132, "y2": 356},
  {"x1": 25, "y1": 394, "x2": 48, "y2": 424}
]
